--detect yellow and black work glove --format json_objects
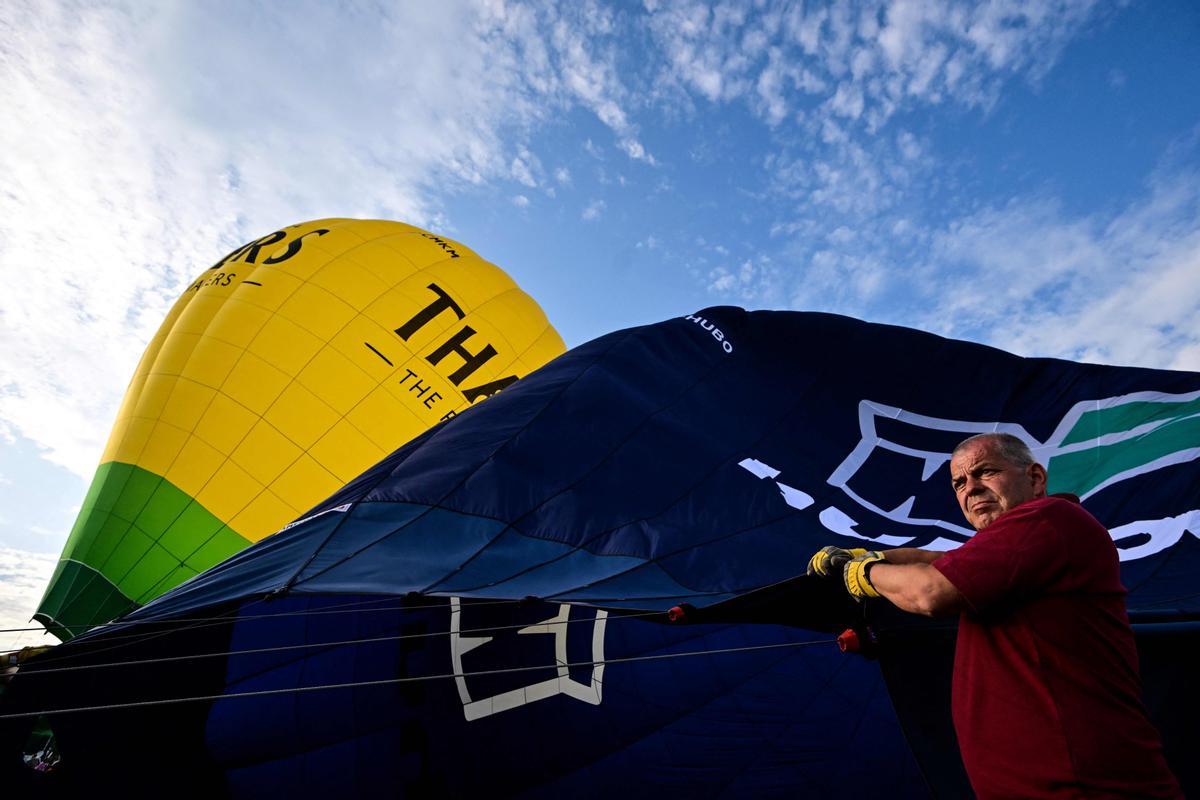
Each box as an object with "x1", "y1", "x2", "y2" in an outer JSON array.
[
  {"x1": 807, "y1": 546, "x2": 869, "y2": 577},
  {"x1": 843, "y1": 551, "x2": 886, "y2": 600}
]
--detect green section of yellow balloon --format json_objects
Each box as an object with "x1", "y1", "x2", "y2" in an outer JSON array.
[{"x1": 36, "y1": 219, "x2": 565, "y2": 640}]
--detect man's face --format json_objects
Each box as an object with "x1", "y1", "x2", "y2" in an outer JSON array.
[{"x1": 950, "y1": 439, "x2": 1047, "y2": 530}]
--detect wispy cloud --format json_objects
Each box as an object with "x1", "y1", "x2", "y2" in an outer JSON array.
[
  {"x1": 0, "y1": 548, "x2": 58, "y2": 649},
  {"x1": 728, "y1": 135, "x2": 1200, "y2": 372},
  {"x1": 27, "y1": 526, "x2": 63, "y2": 539},
  {"x1": 511, "y1": 149, "x2": 541, "y2": 187},
  {"x1": 0, "y1": 0, "x2": 652, "y2": 478},
  {"x1": 916, "y1": 154, "x2": 1200, "y2": 369},
  {"x1": 582, "y1": 199, "x2": 607, "y2": 221},
  {"x1": 646, "y1": 0, "x2": 1104, "y2": 232},
  {"x1": 663, "y1": 1, "x2": 1195, "y2": 373},
  {"x1": 550, "y1": 6, "x2": 656, "y2": 164},
  {"x1": 646, "y1": 0, "x2": 1103, "y2": 128}
]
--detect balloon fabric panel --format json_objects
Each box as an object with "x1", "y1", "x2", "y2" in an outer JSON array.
[
  {"x1": 124, "y1": 308, "x2": 1200, "y2": 624},
  {"x1": 15, "y1": 308, "x2": 1200, "y2": 798}
]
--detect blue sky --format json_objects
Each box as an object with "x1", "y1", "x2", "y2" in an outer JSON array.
[{"x1": 1, "y1": 0, "x2": 1198, "y2": 645}]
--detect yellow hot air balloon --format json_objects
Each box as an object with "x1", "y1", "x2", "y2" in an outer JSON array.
[{"x1": 35, "y1": 219, "x2": 565, "y2": 639}]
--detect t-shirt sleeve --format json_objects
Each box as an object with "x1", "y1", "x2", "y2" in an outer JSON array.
[{"x1": 933, "y1": 501, "x2": 1070, "y2": 614}]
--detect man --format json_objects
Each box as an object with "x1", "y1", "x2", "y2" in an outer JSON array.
[{"x1": 809, "y1": 432, "x2": 1181, "y2": 799}]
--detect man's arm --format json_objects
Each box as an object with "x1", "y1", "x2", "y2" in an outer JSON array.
[
  {"x1": 809, "y1": 545, "x2": 965, "y2": 616},
  {"x1": 879, "y1": 548, "x2": 945, "y2": 566},
  {"x1": 868, "y1": 550, "x2": 963, "y2": 617}
]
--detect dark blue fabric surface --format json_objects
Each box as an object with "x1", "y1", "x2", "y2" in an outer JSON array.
[
  {"x1": 130, "y1": 308, "x2": 1200, "y2": 622},
  {"x1": 52, "y1": 309, "x2": 1200, "y2": 797}
]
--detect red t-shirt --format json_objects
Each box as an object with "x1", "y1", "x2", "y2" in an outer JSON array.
[{"x1": 932, "y1": 496, "x2": 1181, "y2": 799}]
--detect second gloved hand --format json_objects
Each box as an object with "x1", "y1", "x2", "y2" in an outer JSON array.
[
  {"x1": 807, "y1": 546, "x2": 869, "y2": 577},
  {"x1": 843, "y1": 551, "x2": 886, "y2": 600}
]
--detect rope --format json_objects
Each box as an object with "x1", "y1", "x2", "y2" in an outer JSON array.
[
  {"x1": 0, "y1": 637, "x2": 838, "y2": 720},
  {"x1": 4, "y1": 595, "x2": 592, "y2": 661},
  {"x1": 0, "y1": 594, "x2": 544, "y2": 635},
  {"x1": 0, "y1": 587, "x2": 757, "y2": 658},
  {"x1": 16, "y1": 610, "x2": 666, "y2": 676},
  {"x1": 2, "y1": 583, "x2": 771, "y2": 638}
]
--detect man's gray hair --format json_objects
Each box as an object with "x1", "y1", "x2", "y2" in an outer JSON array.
[{"x1": 952, "y1": 432, "x2": 1036, "y2": 467}]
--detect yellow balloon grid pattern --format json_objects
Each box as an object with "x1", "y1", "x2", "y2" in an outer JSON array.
[{"x1": 35, "y1": 219, "x2": 565, "y2": 640}]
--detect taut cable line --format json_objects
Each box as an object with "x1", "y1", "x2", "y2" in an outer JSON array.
[
  {"x1": 0, "y1": 637, "x2": 839, "y2": 721},
  {"x1": 15, "y1": 610, "x2": 666, "y2": 676}
]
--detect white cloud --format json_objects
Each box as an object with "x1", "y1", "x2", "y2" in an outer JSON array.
[
  {"x1": 550, "y1": 6, "x2": 655, "y2": 163},
  {"x1": 754, "y1": 128, "x2": 1200, "y2": 373},
  {"x1": 827, "y1": 226, "x2": 856, "y2": 245},
  {"x1": 512, "y1": 194, "x2": 531, "y2": 207},
  {"x1": 1171, "y1": 343, "x2": 1200, "y2": 372},
  {"x1": 582, "y1": 199, "x2": 606, "y2": 221},
  {"x1": 618, "y1": 138, "x2": 656, "y2": 164},
  {"x1": 896, "y1": 130, "x2": 922, "y2": 160},
  {"x1": 785, "y1": 248, "x2": 889, "y2": 311},
  {"x1": 872, "y1": 0, "x2": 1100, "y2": 108},
  {"x1": 648, "y1": 0, "x2": 1102, "y2": 126},
  {"x1": 915, "y1": 162, "x2": 1200, "y2": 369},
  {"x1": 510, "y1": 151, "x2": 540, "y2": 187},
  {"x1": 0, "y1": 0, "x2": 653, "y2": 478},
  {"x1": 0, "y1": 2, "x2": 237, "y2": 478},
  {"x1": 828, "y1": 81, "x2": 865, "y2": 119},
  {"x1": 0, "y1": 548, "x2": 58, "y2": 649},
  {"x1": 645, "y1": 0, "x2": 1103, "y2": 217},
  {"x1": 706, "y1": 254, "x2": 789, "y2": 305},
  {"x1": 554, "y1": 166, "x2": 572, "y2": 184},
  {"x1": 709, "y1": 271, "x2": 736, "y2": 292},
  {"x1": 646, "y1": 1, "x2": 753, "y2": 104},
  {"x1": 754, "y1": 48, "x2": 791, "y2": 126}
]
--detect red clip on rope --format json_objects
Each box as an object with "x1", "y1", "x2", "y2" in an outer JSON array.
[{"x1": 667, "y1": 604, "x2": 693, "y2": 622}]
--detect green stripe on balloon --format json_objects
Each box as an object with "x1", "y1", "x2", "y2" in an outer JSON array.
[
  {"x1": 34, "y1": 560, "x2": 136, "y2": 642},
  {"x1": 37, "y1": 462, "x2": 247, "y2": 639}
]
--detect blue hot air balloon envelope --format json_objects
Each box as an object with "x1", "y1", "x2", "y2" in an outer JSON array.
[{"x1": 8, "y1": 308, "x2": 1199, "y2": 797}]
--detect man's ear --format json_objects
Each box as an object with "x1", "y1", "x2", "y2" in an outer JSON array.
[{"x1": 1028, "y1": 463, "x2": 1048, "y2": 497}]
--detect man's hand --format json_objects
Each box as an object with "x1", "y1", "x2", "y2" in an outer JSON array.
[
  {"x1": 843, "y1": 551, "x2": 886, "y2": 600},
  {"x1": 811, "y1": 546, "x2": 960, "y2": 615},
  {"x1": 807, "y1": 546, "x2": 869, "y2": 577}
]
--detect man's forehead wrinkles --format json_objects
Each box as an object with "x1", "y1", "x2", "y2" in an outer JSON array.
[
  {"x1": 950, "y1": 452, "x2": 1007, "y2": 483},
  {"x1": 951, "y1": 452, "x2": 987, "y2": 472}
]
